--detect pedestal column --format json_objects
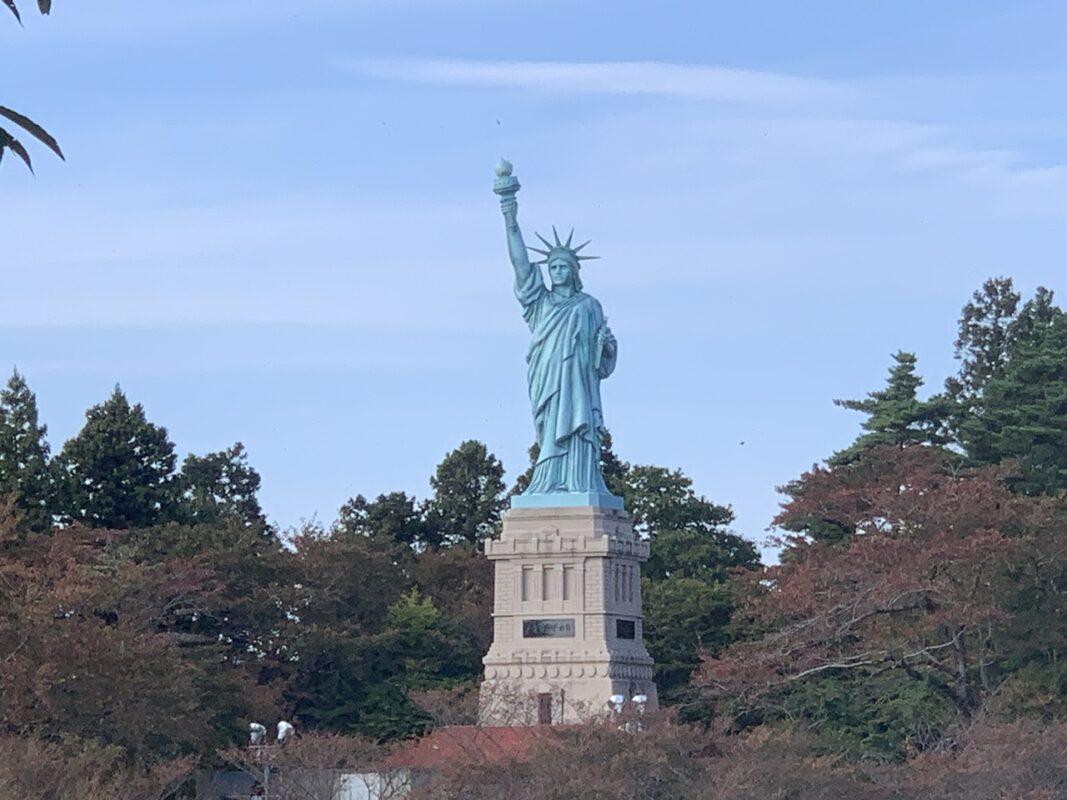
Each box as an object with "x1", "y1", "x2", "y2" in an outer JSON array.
[{"x1": 479, "y1": 505, "x2": 658, "y2": 725}]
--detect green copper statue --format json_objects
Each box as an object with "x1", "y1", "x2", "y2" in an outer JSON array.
[{"x1": 494, "y1": 159, "x2": 623, "y2": 509}]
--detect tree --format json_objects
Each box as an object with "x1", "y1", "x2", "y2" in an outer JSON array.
[
  {"x1": 619, "y1": 465, "x2": 734, "y2": 540},
  {"x1": 0, "y1": 504, "x2": 262, "y2": 767},
  {"x1": 0, "y1": 369, "x2": 52, "y2": 532},
  {"x1": 643, "y1": 577, "x2": 737, "y2": 698},
  {"x1": 944, "y1": 278, "x2": 1060, "y2": 452},
  {"x1": 54, "y1": 387, "x2": 178, "y2": 528},
  {"x1": 424, "y1": 440, "x2": 506, "y2": 547},
  {"x1": 831, "y1": 351, "x2": 950, "y2": 465},
  {"x1": 334, "y1": 491, "x2": 428, "y2": 548},
  {"x1": 702, "y1": 446, "x2": 1043, "y2": 755},
  {"x1": 409, "y1": 544, "x2": 494, "y2": 685},
  {"x1": 781, "y1": 352, "x2": 952, "y2": 544},
  {"x1": 282, "y1": 529, "x2": 431, "y2": 739},
  {"x1": 1011, "y1": 286, "x2": 1058, "y2": 350},
  {"x1": 178, "y1": 442, "x2": 265, "y2": 528},
  {"x1": 948, "y1": 277, "x2": 1022, "y2": 401},
  {"x1": 612, "y1": 463, "x2": 758, "y2": 705},
  {"x1": 959, "y1": 307, "x2": 1067, "y2": 495},
  {"x1": 0, "y1": 735, "x2": 192, "y2": 800},
  {"x1": 2, "y1": 1, "x2": 64, "y2": 174}
]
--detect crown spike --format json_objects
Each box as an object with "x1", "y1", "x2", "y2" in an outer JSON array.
[
  {"x1": 552, "y1": 226, "x2": 561, "y2": 246},
  {"x1": 535, "y1": 232, "x2": 553, "y2": 249},
  {"x1": 573, "y1": 239, "x2": 592, "y2": 253},
  {"x1": 565, "y1": 228, "x2": 575, "y2": 248},
  {"x1": 527, "y1": 246, "x2": 551, "y2": 256},
  {"x1": 576, "y1": 255, "x2": 600, "y2": 261}
]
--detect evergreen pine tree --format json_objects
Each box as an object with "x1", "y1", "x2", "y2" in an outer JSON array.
[
  {"x1": 948, "y1": 276, "x2": 1022, "y2": 401},
  {"x1": 178, "y1": 442, "x2": 265, "y2": 528},
  {"x1": 0, "y1": 369, "x2": 53, "y2": 532},
  {"x1": 55, "y1": 386, "x2": 178, "y2": 528},
  {"x1": 945, "y1": 278, "x2": 1058, "y2": 444},
  {"x1": 831, "y1": 351, "x2": 950, "y2": 465},
  {"x1": 1011, "y1": 286, "x2": 1058, "y2": 351},
  {"x1": 960, "y1": 308, "x2": 1067, "y2": 495}
]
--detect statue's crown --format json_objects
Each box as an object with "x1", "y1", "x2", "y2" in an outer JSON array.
[{"x1": 528, "y1": 226, "x2": 599, "y2": 267}]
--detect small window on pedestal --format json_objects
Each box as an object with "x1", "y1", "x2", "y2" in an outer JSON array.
[{"x1": 616, "y1": 619, "x2": 636, "y2": 640}]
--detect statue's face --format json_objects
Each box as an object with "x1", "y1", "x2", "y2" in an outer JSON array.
[{"x1": 548, "y1": 256, "x2": 575, "y2": 288}]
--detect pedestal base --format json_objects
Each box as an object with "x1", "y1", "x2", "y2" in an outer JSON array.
[{"x1": 479, "y1": 505, "x2": 658, "y2": 725}]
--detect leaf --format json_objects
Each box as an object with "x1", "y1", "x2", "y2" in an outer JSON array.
[
  {"x1": 0, "y1": 105, "x2": 63, "y2": 159},
  {"x1": 3, "y1": 0, "x2": 22, "y2": 24},
  {"x1": 0, "y1": 127, "x2": 34, "y2": 173},
  {"x1": 37, "y1": 0, "x2": 50, "y2": 13}
]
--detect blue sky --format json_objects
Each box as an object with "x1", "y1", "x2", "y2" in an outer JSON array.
[{"x1": 3, "y1": 1, "x2": 1066, "y2": 552}]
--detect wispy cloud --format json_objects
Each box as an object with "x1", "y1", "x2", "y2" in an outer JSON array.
[
  {"x1": 346, "y1": 58, "x2": 859, "y2": 110},
  {"x1": 345, "y1": 57, "x2": 1067, "y2": 195}
]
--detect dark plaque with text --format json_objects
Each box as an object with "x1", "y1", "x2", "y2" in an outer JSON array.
[{"x1": 523, "y1": 618, "x2": 575, "y2": 638}]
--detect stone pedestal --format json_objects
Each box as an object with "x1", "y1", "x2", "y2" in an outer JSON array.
[{"x1": 479, "y1": 505, "x2": 658, "y2": 725}]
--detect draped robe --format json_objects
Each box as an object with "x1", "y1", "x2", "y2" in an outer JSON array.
[{"x1": 515, "y1": 267, "x2": 616, "y2": 495}]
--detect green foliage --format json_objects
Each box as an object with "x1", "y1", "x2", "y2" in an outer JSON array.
[
  {"x1": 178, "y1": 442, "x2": 264, "y2": 528},
  {"x1": 831, "y1": 351, "x2": 950, "y2": 465},
  {"x1": 0, "y1": 369, "x2": 53, "y2": 532},
  {"x1": 774, "y1": 478, "x2": 853, "y2": 545},
  {"x1": 54, "y1": 387, "x2": 179, "y2": 529},
  {"x1": 960, "y1": 308, "x2": 1067, "y2": 494},
  {"x1": 945, "y1": 278, "x2": 1059, "y2": 447},
  {"x1": 643, "y1": 576, "x2": 735, "y2": 697},
  {"x1": 645, "y1": 526, "x2": 759, "y2": 583},
  {"x1": 409, "y1": 544, "x2": 494, "y2": 683},
  {"x1": 382, "y1": 589, "x2": 472, "y2": 692},
  {"x1": 949, "y1": 276, "x2": 1023, "y2": 400},
  {"x1": 616, "y1": 459, "x2": 759, "y2": 706},
  {"x1": 387, "y1": 588, "x2": 440, "y2": 636},
  {"x1": 282, "y1": 539, "x2": 489, "y2": 740},
  {"x1": 424, "y1": 440, "x2": 506, "y2": 546},
  {"x1": 285, "y1": 629, "x2": 431, "y2": 741},
  {"x1": 283, "y1": 531, "x2": 423, "y2": 738},
  {"x1": 779, "y1": 670, "x2": 957, "y2": 761},
  {"x1": 619, "y1": 464, "x2": 734, "y2": 538},
  {"x1": 334, "y1": 490, "x2": 428, "y2": 547}
]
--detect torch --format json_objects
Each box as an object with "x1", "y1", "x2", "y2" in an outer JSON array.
[{"x1": 493, "y1": 157, "x2": 521, "y2": 200}]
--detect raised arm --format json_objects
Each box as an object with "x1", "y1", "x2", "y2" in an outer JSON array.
[{"x1": 501, "y1": 195, "x2": 536, "y2": 287}]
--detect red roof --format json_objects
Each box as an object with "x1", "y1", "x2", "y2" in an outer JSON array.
[{"x1": 387, "y1": 725, "x2": 560, "y2": 770}]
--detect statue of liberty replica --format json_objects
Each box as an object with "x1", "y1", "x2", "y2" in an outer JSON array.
[
  {"x1": 481, "y1": 161, "x2": 657, "y2": 725},
  {"x1": 494, "y1": 159, "x2": 621, "y2": 508}
]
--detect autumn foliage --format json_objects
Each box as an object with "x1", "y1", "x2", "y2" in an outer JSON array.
[{"x1": 705, "y1": 449, "x2": 1028, "y2": 711}]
